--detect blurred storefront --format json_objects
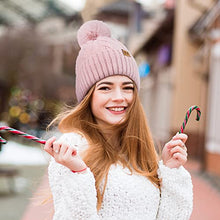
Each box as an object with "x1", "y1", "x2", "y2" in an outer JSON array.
[{"x1": 189, "y1": 0, "x2": 220, "y2": 175}]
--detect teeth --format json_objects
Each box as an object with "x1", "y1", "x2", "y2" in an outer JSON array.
[{"x1": 108, "y1": 107, "x2": 125, "y2": 112}]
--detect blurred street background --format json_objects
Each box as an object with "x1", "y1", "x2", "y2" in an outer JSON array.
[{"x1": 0, "y1": 0, "x2": 220, "y2": 219}]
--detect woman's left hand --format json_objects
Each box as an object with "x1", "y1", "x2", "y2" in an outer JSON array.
[{"x1": 162, "y1": 132, "x2": 188, "y2": 169}]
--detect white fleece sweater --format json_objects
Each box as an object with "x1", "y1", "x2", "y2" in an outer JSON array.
[{"x1": 48, "y1": 132, "x2": 193, "y2": 220}]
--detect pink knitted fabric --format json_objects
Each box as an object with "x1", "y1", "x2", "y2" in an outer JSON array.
[{"x1": 75, "y1": 20, "x2": 140, "y2": 102}]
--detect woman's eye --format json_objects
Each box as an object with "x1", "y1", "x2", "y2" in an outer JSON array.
[
  {"x1": 123, "y1": 87, "x2": 134, "y2": 90},
  {"x1": 98, "y1": 86, "x2": 110, "y2": 91}
]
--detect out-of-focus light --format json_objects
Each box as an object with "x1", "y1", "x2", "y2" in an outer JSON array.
[
  {"x1": 9, "y1": 106, "x2": 21, "y2": 117},
  {"x1": 139, "y1": 62, "x2": 150, "y2": 77},
  {"x1": 59, "y1": 0, "x2": 86, "y2": 11},
  {"x1": 136, "y1": 0, "x2": 166, "y2": 7},
  {"x1": 19, "y1": 113, "x2": 30, "y2": 124}
]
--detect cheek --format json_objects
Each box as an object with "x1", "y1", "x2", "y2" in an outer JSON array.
[
  {"x1": 91, "y1": 92, "x2": 105, "y2": 115},
  {"x1": 127, "y1": 93, "x2": 134, "y2": 104},
  {"x1": 91, "y1": 95, "x2": 97, "y2": 115}
]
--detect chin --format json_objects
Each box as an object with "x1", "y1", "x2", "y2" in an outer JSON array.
[{"x1": 107, "y1": 118, "x2": 125, "y2": 125}]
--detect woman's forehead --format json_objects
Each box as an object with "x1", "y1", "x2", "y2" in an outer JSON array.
[{"x1": 97, "y1": 75, "x2": 133, "y2": 84}]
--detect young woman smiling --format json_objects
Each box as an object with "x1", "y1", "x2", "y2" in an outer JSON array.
[
  {"x1": 91, "y1": 75, "x2": 134, "y2": 126},
  {"x1": 44, "y1": 20, "x2": 193, "y2": 220}
]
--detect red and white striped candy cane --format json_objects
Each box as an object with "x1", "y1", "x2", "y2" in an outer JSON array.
[
  {"x1": 0, "y1": 126, "x2": 46, "y2": 144},
  {"x1": 179, "y1": 105, "x2": 201, "y2": 133}
]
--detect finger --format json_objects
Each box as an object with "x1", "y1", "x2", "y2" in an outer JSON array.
[
  {"x1": 171, "y1": 141, "x2": 187, "y2": 152},
  {"x1": 72, "y1": 145, "x2": 78, "y2": 156},
  {"x1": 70, "y1": 145, "x2": 78, "y2": 156},
  {"x1": 172, "y1": 133, "x2": 188, "y2": 143},
  {"x1": 183, "y1": 143, "x2": 187, "y2": 152},
  {"x1": 59, "y1": 143, "x2": 69, "y2": 156},
  {"x1": 64, "y1": 145, "x2": 77, "y2": 157},
  {"x1": 170, "y1": 146, "x2": 187, "y2": 157},
  {"x1": 173, "y1": 152, "x2": 187, "y2": 165},
  {"x1": 165, "y1": 139, "x2": 185, "y2": 149},
  {"x1": 44, "y1": 136, "x2": 56, "y2": 156},
  {"x1": 53, "y1": 141, "x2": 61, "y2": 154}
]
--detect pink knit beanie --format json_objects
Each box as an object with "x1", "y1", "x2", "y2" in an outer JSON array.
[{"x1": 75, "y1": 20, "x2": 140, "y2": 102}]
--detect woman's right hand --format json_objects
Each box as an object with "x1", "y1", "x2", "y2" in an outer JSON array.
[{"x1": 44, "y1": 137, "x2": 87, "y2": 172}]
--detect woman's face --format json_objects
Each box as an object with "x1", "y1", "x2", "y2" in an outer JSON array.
[{"x1": 91, "y1": 75, "x2": 134, "y2": 127}]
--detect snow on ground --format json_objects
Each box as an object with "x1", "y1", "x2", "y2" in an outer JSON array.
[{"x1": 0, "y1": 141, "x2": 50, "y2": 165}]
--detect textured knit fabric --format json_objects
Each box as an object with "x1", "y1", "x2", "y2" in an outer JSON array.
[
  {"x1": 75, "y1": 20, "x2": 140, "y2": 102},
  {"x1": 48, "y1": 133, "x2": 193, "y2": 220}
]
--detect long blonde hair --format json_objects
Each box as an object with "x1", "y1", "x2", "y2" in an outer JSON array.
[{"x1": 51, "y1": 84, "x2": 160, "y2": 210}]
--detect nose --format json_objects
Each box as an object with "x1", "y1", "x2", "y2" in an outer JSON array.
[{"x1": 111, "y1": 88, "x2": 124, "y2": 102}]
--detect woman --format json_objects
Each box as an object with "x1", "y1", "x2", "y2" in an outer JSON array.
[{"x1": 44, "y1": 20, "x2": 193, "y2": 220}]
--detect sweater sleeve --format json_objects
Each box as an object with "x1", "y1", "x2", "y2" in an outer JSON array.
[
  {"x1": 156, "y1": 160, "x2": 193, "y2": 220},
  {"x1": 48, "y1": 133, "x2": 99, "y2": 220}
]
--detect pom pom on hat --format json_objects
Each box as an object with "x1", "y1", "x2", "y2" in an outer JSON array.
[{"x1": 77, "y1": 20, "x2": 111, "y2": 47}]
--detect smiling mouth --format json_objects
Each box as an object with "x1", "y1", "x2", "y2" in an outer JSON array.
[{"x1": 106, "y1": 107, "x2": 127, "y2": 112}]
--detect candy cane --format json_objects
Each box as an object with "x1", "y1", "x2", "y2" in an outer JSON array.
[
  {"x1": 179, "y1": 105, "x2": 201, "y2": 133},
  {"x1": 0, "y1": 126, "x2": 46, "y2": 144}
]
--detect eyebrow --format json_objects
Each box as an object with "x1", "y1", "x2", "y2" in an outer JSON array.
[{"x1": 96, "y1": 81, "x2": 134, "y2": 87}]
